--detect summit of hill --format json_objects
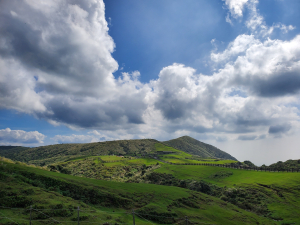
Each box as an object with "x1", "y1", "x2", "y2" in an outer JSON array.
[{"x1": 163, "y1": 136, "x2": 237, "y2": 160}]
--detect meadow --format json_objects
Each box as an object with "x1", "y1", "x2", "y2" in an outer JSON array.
[
  {"x1": 1, "y1": 138, "x2": 300, "y2": 224},
  {"x1": 0, "y1": 160, "x2": 276, "y2": 225}
]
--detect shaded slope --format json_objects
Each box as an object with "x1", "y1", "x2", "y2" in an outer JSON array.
[
  {"x1": 0, "y1": 146, "x2": 30, "y2": 158},
  {"x1": 163, "y1": 136, "x2": 237, "y2": 160},
  {"x1": 0, "y1": 139, "x2": 158, "y2": 166}
]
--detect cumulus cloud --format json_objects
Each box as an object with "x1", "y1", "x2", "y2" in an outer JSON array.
[
  {"x1": 211, "y1": 34, "x2": 260, "y2": 62},
  {"x1": 51, "y1": 130, "x2": 131, "y2": 143},
  {"x1": 0, "y1": 0, "x2": 149, "y2": 129},
  {"x1": 0, "y1": 128, "x2": 45, "y2": 144},
  {"x1": 218, "y1": 35, "x2": 300, "y2": 97},
  {"x1": 52, "y1": 134, "x2": 102, "y2": 144},
  {"x1": 269, "y1": 124, "x2": 291, "y2": 135},
  {"x1": 223, "y1": 0, "x2": 249, "y2": 18},
  {"x1": 146, "y1": 0, "x2": 300, "y2": 139},
  {"x1": 0, "y1": 0, "x2": 300, "y2": 145}
]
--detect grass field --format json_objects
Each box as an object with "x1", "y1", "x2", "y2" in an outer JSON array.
[
  {"x1": 155, "y1": 143, "x2": 237, "y2": 165},
  {"x1": 0, "y1": 160, "x2": 277, "y2": 225},
  {"x1": 2, "y1": 142, "x2": 300, "y2": 224},
  {"x1": 154, "y1": 164, "x2": 300, "y2": 224},
  {"x1": 100, "y1": 155, "x2": 129, "y2": 161},
  {"x1": 161, "y1": 156, "x2": 237, "y2": 165},
  {"x1": 103, "y1": 158, "x2": 160, "y2": 167},
  {"x1": 155, "y1": 164, "x2": 300, "y2": 187}
]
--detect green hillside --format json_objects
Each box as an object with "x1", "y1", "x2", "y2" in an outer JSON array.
[
  {"x1": 0, "y1": 158, "x2": 275, "y2": 225},
  {"x1": 0, "y1": 146, "x2": 30, "y2": 159},
  {"x1": 45, "y1": 143, "x2": 236, "y2": 183},
  {"x1": 163, "y1": 136, "x2": 237, "y2": 160},
  {"x1": 1, "y1": 138, "x2": 300, "y2": 224},
  {"x1": 42, "y1": 143, "x2": 300, "y2": 224},
  {"x1": 0, "y1": 136, "x2": 237, "y2": 166},
  {"x1": 267, "y1": 159, "x2": 300, "y2": 171},
  {"x1": 0, "y1": 139, "x2": 159, "y2": 166}
]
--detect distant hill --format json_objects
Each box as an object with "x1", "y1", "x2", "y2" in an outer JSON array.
[
  {"x1": 0, "y1": 139, "x2": 158, "y2": 165},
  {"x1": 266, "y1": 159, "x2": 300, "y2": 171},
  {"x1": 163, "y1": 136, "x2": 237, "y2": 160},
  {"x1": 0, "y1": 136, "x2": 237, "y2": 165},
  {"x1": 0, "y1": 146, "x2": 30, "y2": 159}
]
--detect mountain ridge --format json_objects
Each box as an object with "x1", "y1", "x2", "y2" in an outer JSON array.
[
  {"x1": 0, "y1": 136, "x2": 236, "y2": 165},
  {"x1": 163, "y1": 136, "x2": 237, "y2": 161}
]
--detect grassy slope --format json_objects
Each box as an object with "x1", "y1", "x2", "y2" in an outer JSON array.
[
  {"x1": 0, "y1": 160, "x2": 275, "y2": 225},
  {"x1": 149, "y1": 143, "x2": 300, "y2": 224},
  {"x1": 2, "y1": 143, "x2": 300, "y2": 224},
  {"x1": 155, "y1": 143, "x2": 237, "y2": 164},
  {"x1": 155, "y1": 164, "x2": 300, "y2": 224},
  {"x1": 0, "y1": 136, "x2": 237, "y2": 167},
  {"x1": 155, "y1": 164, "x2": 300, "y2": 186},
  {"x1": 0, "y1": 146, "x2": 30, "y2": 159},
  {"x1": 163, "y1": 136, "x2": 237, "y2": 160},
  {"x1": 0, "y1": 139, "x2": 159, "y2": 166},
  {"x1": 45, "y1": 143, "x2": 300, "y2": 224},
  {"x1": 46, "y1": 144, "x2": 235, "y2": 182}
]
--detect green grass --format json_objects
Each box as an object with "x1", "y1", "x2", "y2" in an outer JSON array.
[
  {"x1": 154, "y1": 143, "x2": 191, "y2": 157},
  {"x1": 103, "y1": 158, "x2": 160, "y2": 167},
  {"x1": 65, "y1": 155, "x2": 95, "y2": 162},
  {"x1": 0, "y1": 177, "x2": 135, "y2": 224},
  {"x1": 163, "y1": 136, "x2": 237, "y2": 160},
  {"x1": 154, "y1": 164, "x2": 300, "y2": 224},
  {"x1": 155, "y1": 143, "x2": 237, "y2": 165},
  {"x1": 0, "y1": 161, "x2": 277, "y2": 225},
  {"x1": 161, "y1": 156, "x2": 236, "y2": 165},
  {"x1": 156, "y1": 164, "x2": 300, "y2": 187},
  {"x1": 100, "y1": 155, "x2": 129, "y2": 161}
]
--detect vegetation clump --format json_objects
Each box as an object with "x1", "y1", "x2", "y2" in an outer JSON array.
[{"x1": 209, "y1": 170, "x2": 233, "y2": 180}]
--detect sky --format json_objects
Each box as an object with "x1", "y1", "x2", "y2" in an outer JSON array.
[{"x1": 1, "y1": 0, "x2": 300, "y2": 166}]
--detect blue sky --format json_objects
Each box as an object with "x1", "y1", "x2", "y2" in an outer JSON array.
[{"x1": 1, "y1": 0, "x2": 300, "y2": 165}]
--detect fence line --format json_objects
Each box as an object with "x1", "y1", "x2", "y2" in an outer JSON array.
[
  {"x1": 146, "y1": 155, "x2": 299, "y2": 173},
  {"x1": 166, "y1": 161, "x2": 300, "y2": 173}
]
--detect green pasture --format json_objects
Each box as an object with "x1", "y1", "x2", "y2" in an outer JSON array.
[
  {"x1": 100, "y1": 155, "x2": 128, "y2": 161},
  {"x1": 154, "y1": 143, "x2": 191, "y2": 157},
  {"x1": 155, "y1": 143, "x2": 237, "y2": 165},
  {"x1": 156, "y1": 164, "x2": 300, "y2": 187},
  {"x1": 0, "y1": 178, "x2": 135, "y2": 225},
  {"x1": 0, "y1": 161, "x2": 277, "y2": 225},
  {"x1": 103, "y1": 157, "x2": 160, "y2": 167},
  {"x1": 161, "y1": 156, "x2": 236, "y2": 165}
]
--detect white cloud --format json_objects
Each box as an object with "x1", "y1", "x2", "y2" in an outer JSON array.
[
  {"x1": 244, "y1": 0, "x2": 295, "y2": 37},
  {"x1": 274, "y1": 24, "x2": 296, "y2": 34},
  {"x1": 0, "y1": 128, "x2": 45, "y2": 145},
  {"x1": 223, "y1": 0, "x2": 249, "y2": 18},
  {"x1": 0, "y1": 0, "x2": 149, "y2": 129},
  {"x1": 0, "y1": 0, "x2": 300, "y2": 158},
  {"x1": 51, "y1": 130, "x2": 137, "y2": 143},
  {"x1": 211, "y1": 34, "x2": 260, "y2": 62},
  {"x1": 52, "y1": 134, "x2": 100, "y2": 143}
]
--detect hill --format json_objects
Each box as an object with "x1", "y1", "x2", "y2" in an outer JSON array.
[
  {"x1": 266, "y1": 159, "x2": 300, "y2": 171},
  {"x1": 0, "y1": 157, "x2": 277, "y2": 225},
  {"x1": 0, "y1": 139, "x2": 159, "y2": 166},
  {"x1": 0, "y1": 136, "x2": 236, "y2": 166},
  {"x1": 0, "y1": 145, "x2": 30, "y2": 159},
  {"x1": 163, "y1": 136, "x2": 237, "y2": 160},
  {"x1": 1, "y1": 142, "x2": 300, "y2": 224}
]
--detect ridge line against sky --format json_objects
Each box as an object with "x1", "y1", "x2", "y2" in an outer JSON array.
[{"x1": 0, "y1": 0, "x2": 300, "y2": 165}]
